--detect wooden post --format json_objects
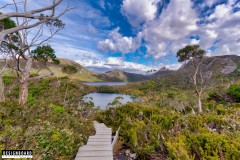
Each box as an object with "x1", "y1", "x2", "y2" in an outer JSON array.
[{"x1": 112, "y1": 126, "x2": 121, "y2": 148}]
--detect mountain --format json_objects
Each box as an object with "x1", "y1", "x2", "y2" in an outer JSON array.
[
  {"x1": 97, "y1": 69, "x2": 147, "y2": 82},
  {"x1": 0, "y1": 58, "x2": 172, "y2": 82},
  {"x1": 154, "y1": 55, "x2": 240, "y2": 88},
  {"x1": 96, "y1": 68, "x2": 174, "y2": 82},
  {"x1": 150, "y1": 67, "x2": 173, "y2": 78}
]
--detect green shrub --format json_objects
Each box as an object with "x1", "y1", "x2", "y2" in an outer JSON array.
[
  {"x1": 28, "y1": 93, "x2": 36, "y2": 106},
  {"x1": 62, "y1": 65, "x2": 78, "y2": 74},
  {"x1": 227, "y1": 85, "x2": 240, "y2": 102},
  {"x1": 50, "y1": 104, "x2": 65, "y2": 113},
  {"x1": 96, "y1": 86, "x2": 116, "y2": 93},
  {"x1": 3, "y1": 75, "x2": 15, "y2": 85}
]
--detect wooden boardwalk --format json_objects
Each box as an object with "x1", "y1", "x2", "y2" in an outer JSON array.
[{"x1": 75, "y1": 121, "x2": 119, "y2": 160}]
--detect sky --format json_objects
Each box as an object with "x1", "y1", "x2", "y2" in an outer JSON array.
[{"x1": 1, "y1": 0, "x2": 240, "y2": 74}]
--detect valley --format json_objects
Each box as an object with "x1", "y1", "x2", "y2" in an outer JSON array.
[
  {"x1": 1, "y1": 54, "x2": 240, "y2": 159},
  {"x1": 1, "y1": 1, "x2": 240, "y2": 160}
]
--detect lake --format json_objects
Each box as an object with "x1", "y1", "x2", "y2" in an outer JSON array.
[
  {"x1": 83, "y1": 82, "x2": 128, "y2": 86},
  {"x1": 83, "y1": 92, "x2": 134, "y2": 109}
]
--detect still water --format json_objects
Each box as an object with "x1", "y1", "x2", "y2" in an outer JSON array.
[
  {"x1": 83, "y1": 92, "x2": 133, "y2": 109},
  {"x1": 83, "y1": 82, "x2": 128, "y2": 86}
]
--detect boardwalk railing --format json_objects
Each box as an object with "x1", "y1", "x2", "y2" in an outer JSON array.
[{"x1": 112, "y1": 126, "x2": 120, "y2": 148}]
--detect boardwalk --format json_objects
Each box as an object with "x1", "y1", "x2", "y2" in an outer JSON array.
[{"x1": 75, "y1": 121, "x2": 118, "y2": 160}]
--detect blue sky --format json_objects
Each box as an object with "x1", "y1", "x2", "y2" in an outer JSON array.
[{"x1": 2, "y1": 0, "x2": 240, "y2": 74}]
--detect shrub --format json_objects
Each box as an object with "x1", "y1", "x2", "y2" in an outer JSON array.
[
  {"x1": 50, "y1": 104, "x2": 65, "y2": 113},
  {"x1": 62, "y1": 65, "x2": 78, "y2": 74},
  {"x1": 3, "y1": 75, "x2": 15, "y2": 85},
  {"x1": 227, "y1": 85, "x2": 240, "y2": 102}
]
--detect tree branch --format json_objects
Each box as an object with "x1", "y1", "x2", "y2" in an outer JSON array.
[{"x1": 0, "y1": 0, "x2": 63, "y2": 20}]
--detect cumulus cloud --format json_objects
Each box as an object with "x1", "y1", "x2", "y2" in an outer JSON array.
[
  {"x1": 99, "y1": 0, "x2": 240, "y2": 60},
  {"x1": 77, "y1": 56, "x2": 182, "y2": 74},
  {"x1": 97, "y1": 27, "x2": 141, "y2": 53},
  {"x1": 121, "y1": 0, "x2": 160, "y2": 27},
  {"x1": 77, "y1": 57, "x2": 158, "y2": 74},
  {"x1": 199, "y1": 0, "x2": 240, "y2": 55},
  {"x1": 141, "y1": 0, "x2": 198, "y2": 59}
]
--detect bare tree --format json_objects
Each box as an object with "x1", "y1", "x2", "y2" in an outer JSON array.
[
  {"x1": 0, "y1": 0, "x2": 71, "y2": 44},
  {"x1": 177, "y1": 45, "x2": 215, "y2": 113}
]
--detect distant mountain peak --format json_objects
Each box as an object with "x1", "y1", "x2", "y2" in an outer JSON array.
[{"x1": 158, "y1": 66, "x2": 169, "y2": 71}]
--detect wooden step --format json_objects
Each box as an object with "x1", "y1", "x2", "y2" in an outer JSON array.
[
  {"x1": 87, "y1": 141, "x2": 111, "y2": 145},
  {"x1": 76, "y1": 150, "x2": 113, "y2": 157},
  {"x1": 88, "y1": 138, "x2": 111, "y2": 142},
  {"x1": 79, "y1": 145, "x2": 112, "y2": 151},
  {"x1": 89, "y1": 135, "x2": 111, "y2": 139},
  {"x1": 75, "y1": 156, "x2": 113, "y2": 160}
]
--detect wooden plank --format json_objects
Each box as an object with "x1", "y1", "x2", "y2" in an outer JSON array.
[
  {"x1": 96, "y1": 131, "x2": 112, "y2": 133},
  {"x1": 88, "y1": 138, "x2": 111, "y2": 142},
  {"x1": 76, "y1": 150, "x2": 113, "y2": 157},
  {"x1": 96, "y1": 129, "x2": 111, "y2": 131},
  {"x1": 87, "y1": 141, "x2": 111, "y2": 145},
  {"x1": 95, "y1": 128, "x2": 111, "y2": 131},
  {"x1": 79, "y1": 145, "x2": 112, "y2": 151},
  {"x1": 75, "y1": 156, "x2": 113, "y2": 160},
  {"x1": 95, "y1": 133, "x2": 112, "y2": 135},
  {"x1": 89, "y1": 135, "x2": 111, "y2": 139}
]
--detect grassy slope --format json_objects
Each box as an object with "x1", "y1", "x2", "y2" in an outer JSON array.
[{"x1": 1, "y1": 58, "x2": 102, "y2": 82}]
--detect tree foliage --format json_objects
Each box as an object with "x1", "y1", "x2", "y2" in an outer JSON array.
[
  {"x1": 32, "y1": 45, "x2": 60, "y2": 64},
  {"x1": 177, "y1": 45, "x2": 206, "y2": 63}
]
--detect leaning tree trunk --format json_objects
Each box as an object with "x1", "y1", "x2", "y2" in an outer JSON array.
[
  {"x1": 0, "y1": 75, "x2": 5, "y2": 102},
  {"x1": 19, "y1": 58, "x2": 32, "y2": 105}
]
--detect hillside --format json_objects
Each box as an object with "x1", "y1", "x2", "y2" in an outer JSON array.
[
  {"x1": 0, "y1": 58, "x2": 102, "y2": 82},
  {"x1": 97, "y1": 68, "x2": 174, "y2": 82},
  {"x1": 151, "y1": 55, "x2": 240, "y2": 88},
  {"x1": 1, "y1": 55, "x2": 239, "y2": 83},
  {"x1": 98, "y1": 69, "x2": 147, "y2": 82}
]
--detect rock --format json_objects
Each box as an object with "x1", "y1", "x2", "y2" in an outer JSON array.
[
  {"x1": 130, "y1": 153, "x2": 137, "y2": 159},
  {"x1": 125, "y1": 149, "x2": 130, "y2": 155}
]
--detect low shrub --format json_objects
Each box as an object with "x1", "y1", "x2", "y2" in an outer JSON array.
[{"x1": 62, "y1": 65, "x2": 78, "y2": 74}]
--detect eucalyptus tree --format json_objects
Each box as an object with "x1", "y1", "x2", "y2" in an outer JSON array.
[
  {"x1": 1, "y1": 17, "x2": 64, "y2": 105},
  {"x1": 6, "y1": 18, "x2": 64, "y2": 105},
  {"x1": 177, "y1": 45, "x2": 211, "y2": 113}
]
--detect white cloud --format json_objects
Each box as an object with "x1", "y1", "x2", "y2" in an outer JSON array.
[
  {"x1": 97, "y1": 27, "x2": 141, "y2": 53},
  {"x1": 208, "y1": 4, "x2": 232, "y2": 20},
  {"x1": 121, "y1": 0, "x2": 159, "y2": 27},
  {"x1": 142, "y1": 0, "x2": 198, "y2": 58},
  {"x1": 165, "y1": 63, "x2": 182, "y2": 70},
  {"x1": 201, "y1": 0, "x2": 240, "y2": 55},
  {"x1": 204, "y1": 0, "x2": 218, "y2": 7},
  {"x1": 77, "y1": 57, "x2": 158, "y2": 74},
  {"x1": 77, "y1": 56, "x2": 182, "y2": 74},
  {"x1": 190, "y1": 39, "x2": 200, "y2": 45},
  {"x1": 99, "y1": 0, "x2": 199, "y2": 59}
]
